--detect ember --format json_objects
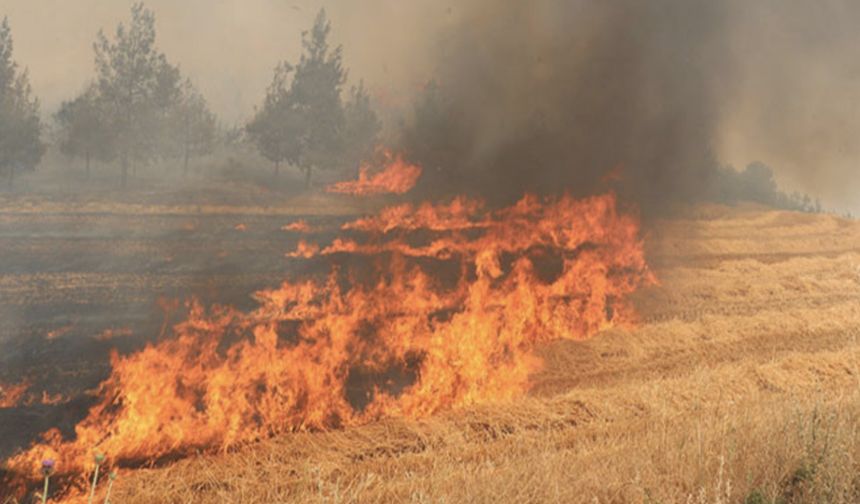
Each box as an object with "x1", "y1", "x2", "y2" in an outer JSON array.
[{"x1": 0, "y1": 380, "x2": 30, "y2": 408}]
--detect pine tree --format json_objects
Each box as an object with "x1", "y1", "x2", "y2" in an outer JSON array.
[
  {"x1": 248, "y1": 9, "x2": 352, "y2": 187},
  {"x1": 246, "y1": 62, "x2": 301, "y2": 176},
  {"x1": 93, "y1": 2, "x2": 181, "y2": 187},
  {"x1": 0, "y1": 17, "x2": 45, "y2": 188},
  {"x1": 55, "y1": 84, "x2": 115, "y2": 179},
  {"x1": 341, "y1": 81, "x2": 381, "y2": 174},
  {"x1": 171, "y1": 79, "x2": 217, "y2": 175},
  {"x1": 401, "y1": 81, "x2": 465, "y2": 195},
  {"x1": 289, "y1": 9, "x2": 346, "y2": 187}
]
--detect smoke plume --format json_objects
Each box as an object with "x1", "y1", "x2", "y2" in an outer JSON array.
[{"x1": 400, "y1": 0, "x2": 731, "y2": 212}]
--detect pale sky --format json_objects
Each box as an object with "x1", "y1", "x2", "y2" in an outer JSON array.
[{"x1": 2, "y1": 0, "x2": 451, "y2": 123}]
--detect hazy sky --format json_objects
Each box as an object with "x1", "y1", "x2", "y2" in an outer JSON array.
[
  {"x1": 2, "y1": 0, "x2": 859, "y2": 212},
  {"x1": 2, "y1": 0, "x2": 450, "y2": 122},
  {"x1": 718, "y1": 1, "x2": 860, "y2": 214}
]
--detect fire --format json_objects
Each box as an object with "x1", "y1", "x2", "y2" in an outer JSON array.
[
  {"x1": 3, "y1": 192, "x2": 653, "y2": 486},
  {"x1": 0, "y1": 380, "x2": 30, "y2": 408},
  {"x1": 95, "y1": 327, "x2": 134, "y2": 342},
  {"x1": 0, "y1": 380, "x2": 67, "y2": 408},
  {"x1": 282, "y1": 220, "x2": 312, "y2": 233},
  {"x1": 326, "y1": 150, "x2": 422, "y2": 195},
  {"x1": 46, "y1": 324, "x2": 75, "y2": 340}
]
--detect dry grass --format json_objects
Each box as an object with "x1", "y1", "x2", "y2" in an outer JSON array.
[
  {"x1": 91, "y1": 351, "x2": 860, "y2": 503},
  {"x1": 19, "y1": 205, "x2": 860, "y2": 503}
]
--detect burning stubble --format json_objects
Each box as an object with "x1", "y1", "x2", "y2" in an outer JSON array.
[{"x1": 3, "y1": 192, "x2": 653, "y2": 486}]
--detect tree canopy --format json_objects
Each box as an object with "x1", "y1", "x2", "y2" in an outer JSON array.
[
  {"x1": 51, "y1": 3, "x2": 220, "y2": 186},
  {"x1": 55, "y1": 84, "x2": 115, "y2": 178},
  {"x1": 0, "y1": 17, "x2": 45, "y2": 187},
  {"x1": 246, "y1": 62, "x2": 301, "y2": 176},
  {"x1": 169, "y1": 79, "x2": 218, "y2": 174},
  {"x1": 247, "y1": 9, "x2": 380, "y2": 187}
]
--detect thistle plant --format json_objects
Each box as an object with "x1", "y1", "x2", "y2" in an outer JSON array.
[
  {"x1": 87, "y1": 452, "x2": 106, "y2": 504},
  {"x1": 103, "y1": 471, "x2": 117, "y2": 504},
  {"x1": 40, "y1": 459, "x2": 55, "y2": 504}
]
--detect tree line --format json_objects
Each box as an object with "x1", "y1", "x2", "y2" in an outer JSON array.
[
  {"x1": 0, "y1": 3, "x2": 831, "y2": 215},
  {"x1": 0, "y1": 3, "x2": 380, "y2": 189},
  {"x1": 0, "y1": 17, "x2": 43, "y2": 187}
]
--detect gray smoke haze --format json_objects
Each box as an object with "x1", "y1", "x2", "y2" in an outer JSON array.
[
  {"x1": 3, "y1": 0, "x2": 860, "y2": 211},
  {"x1": 719, "y1": 1, "x2": 860, "y2": 214},
  {"x1": 404, "y1": 0, "x2": 730, "y2": 210}
]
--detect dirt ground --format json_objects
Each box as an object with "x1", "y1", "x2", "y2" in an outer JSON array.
[{"x1": 3, "y1": 199, "x2": 860, "y2": 503}]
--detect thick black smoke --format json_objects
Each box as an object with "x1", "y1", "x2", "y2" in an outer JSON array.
[{"x1": 401, "y1": 0, "x2": 731, "y2": 213}]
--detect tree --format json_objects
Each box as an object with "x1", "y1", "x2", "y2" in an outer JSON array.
[
  {"x1": 288, "y1": 9, "x2": 346, "y2": 187},
  {"x1": 246, "y1": 62, "x2": 300, "y2": 176},
  {"x1": 400, "y1": 81, "x2": 466, "y2": 196},
  {"x1": 248, "y1": 9, "x2": 347, "y2": 187},
  {"x1": 340, "y1": 81, "x2": 381, "y2": 174},
  {"x1": 93, "y1": 2, "x2": 181, "y2": 187},
  {"x1": 171, "y1": 79, "x2": 217, "y2": 174},
  {"x1": 55, "y1": 84, "x2": 114, "y2": 179},
  {"x1": 0, "y1": 18, "x2": 44, "y2": 188}
]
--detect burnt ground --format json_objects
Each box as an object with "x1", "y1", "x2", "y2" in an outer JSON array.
[{"x1": 0, "y1": 204, "x2": 351, "y2": 460}]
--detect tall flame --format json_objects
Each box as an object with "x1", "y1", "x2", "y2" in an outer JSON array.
[
  {"x1": 326, "y1": 151, "x2": 422, "y2": 195},
  {"x1": 3, "y1": 192, "x2": 653, "y2": 485}
]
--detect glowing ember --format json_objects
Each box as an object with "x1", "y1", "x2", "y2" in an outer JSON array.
[
  {"x1": 0, "y1": 380, "x2": 30, "y2": 408},
  {"x1": 0, "y1": 380, "x2": 66, "y2": 408},
  {"x1": 4, "y1": 192, "x2": 653, "y2": 484},
  {"x1": 326, "y1": 150, "x2": 422, "y2": 195},
  {"x1": 282, "y1": 220, "x2": 312, "y2": 233},
  {"x1": 46, "y1": 324, "x2": 75, "y2": 341},
  {"x1": 37, "y1": 391, "x2": 66, "y2": 406},
  {"x1": 95, "y1": 328, "x2": 134, "y2": 342}
]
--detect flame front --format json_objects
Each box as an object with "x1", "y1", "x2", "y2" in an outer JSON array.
[
  {"x1": 5, "y1": 192, "x2": 653, "y2": 482},
  {"x1": 326, "y1": 150, "x2": 422, "y2": 195}
]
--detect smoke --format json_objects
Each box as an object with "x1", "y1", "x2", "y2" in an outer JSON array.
[
  {"x1": 718, "y1": 0, "x2": 860, "y2": 214},
  {"x1": 397, "y1": 0, "x2": 732, "y2": 211},
  {"x1": 398, "y1": 0, "x2": 860, "y2": 214},
  {"x1": 4, "y1": 0, "x2": 860, "y2": 211}
]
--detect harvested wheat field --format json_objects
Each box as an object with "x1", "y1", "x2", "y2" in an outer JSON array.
[
  {"x1": 40, "y1": 204, "x2": 853, "y2": 504},
  {"x1": 5, "y1": 1, "x2": 860, "y2": 502}
]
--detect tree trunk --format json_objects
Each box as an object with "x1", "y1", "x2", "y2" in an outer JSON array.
[
  {"x1": 303, "y1": 166, "x2": 312, "y2": 189},
  {"x1": 85, "y1": 151, "x2": 91, "y2": 180},
  {"x1": 183, "y1": 144, "x2": 190, "y2": 176},
  {"x1": 121, "y1": 155, "x2": 128, "y2": 189}
]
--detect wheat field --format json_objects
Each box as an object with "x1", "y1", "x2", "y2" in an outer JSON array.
[{"x1": 19, "y1": 204, "x2": 860, "y2": 503}]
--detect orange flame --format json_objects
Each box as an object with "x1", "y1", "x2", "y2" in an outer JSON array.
[
  {"x1": 327, "y1": 151, "x2": 422, "y2": 196},
  {"x1": 0, "y1": 380, "x2": 66, "y2": 409},
  {"x1": 282, "y1": 220, "x2": 313, "y2": 233},
  {"x1": 3, "y1": 192, "x2": 653, "y2": 485},
  {"x1": 0, "y1": 380, "x2": 30, "y2": 408}
]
